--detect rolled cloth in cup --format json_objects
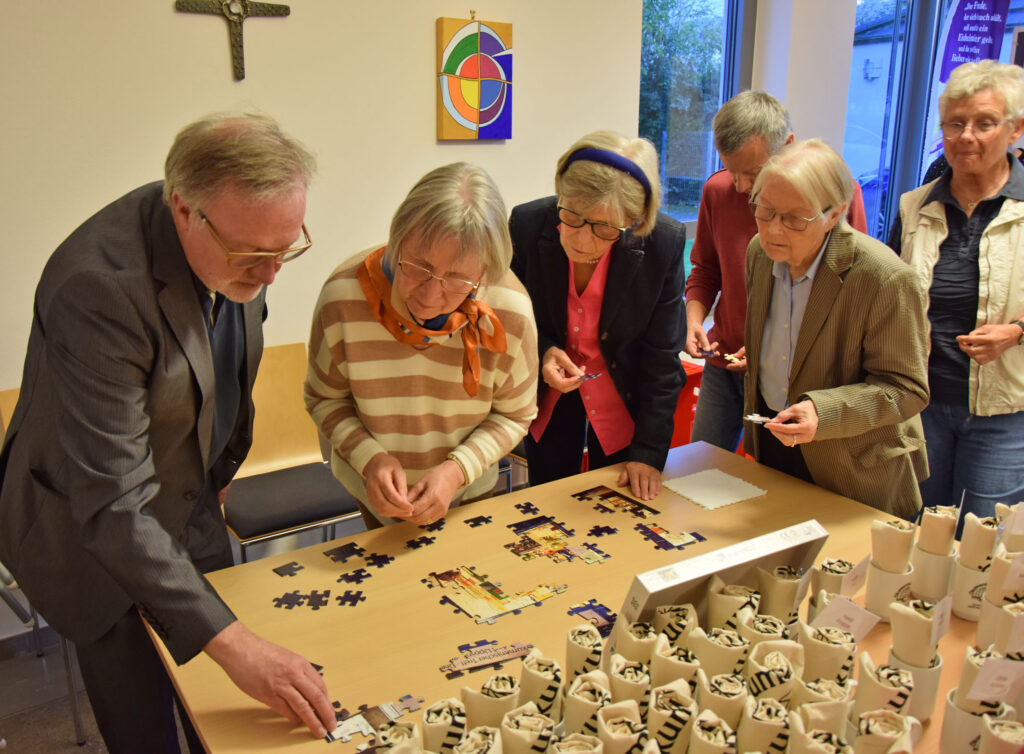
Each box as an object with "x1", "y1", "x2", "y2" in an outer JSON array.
[
  {"x1": 870, "y1": 519, "x2": 915, "y2": 574},
  {"x1": 498, "y1": 702, "x2": 554, "y2": 754},
  {"x1": 462, "y1": 674, "x2": 521, "y2": 730},
  {"x1": 744, "y1": 639, "x2": 805, "y2": 703},
  {"x1": 986, "y1": 545, "x2": 1023, "y2": 605},
  {"x1": 595, "y1": 700, "x2": 646, "y2": 754},
  {"x1": 980, "y1": 718, "x2": 1024, "y2": 754},
  {"x1": 794, "y1": 621, "x2": 857, "y2": 683},
  {"x1": 960, "y1": 513, "x2": 1000, "y2": 571},
  {"x1": 917, "y1": 505, "x2": 958, "y2": 556},
  {"x1": 647, "y1": 678, "x2": 697, "y2": 754},
  {"x1": 520, "y1": 648, "x2": 563, "y2": 720},
  {"x1": 687, "y1": 627, "x2": 750, "y2": 677},
  {"x1": 653, "y1": 603, "x2": 698, "y2": 642},
  {"x1": 549, "y1": 733, "x2": 604, "y2": 754},
  {"x1": 423, "y1": 697, "x2": 468, "y2": 754},
  {"x1": 756, "y1": 565, "x2": 804, "y2": 620},
  {"x1": 650, "y1": 632, "x2": 700, "y2": 689},
  {"x1": 688, "y1": 709, "x2": 737, "y2": 754},
  {"x1": 789, "y1": 706, "x2": 854, "y2": 751},
  {"x1": 736, "y1": 609, "x2": 787, "y2": 648},
  {"x1": 567, "y1": 624, "x2": 604, "y2": 686},
  {"x1": 852, "y1": 709, "x2": 917, "y2": 754},
  {"x1": 849, "y1": 653, "x2": 913, "y2": 722},
  {"x1": 564, "y1": 670, "x2": 613, "y2": 736},
  {"x1": 889, "y1": 599, "x2": 940, "y2": 667},
  {"x1": 993, "y1": 601, "x2": 1024, "y2": 655},
  {"x1": 696, "y1": 669, "x2": 748, "y2": 729},
  {"x1": 376, "y1": 720, "x2": 421, "y2": 750},
  {"x1": 453, "y1": 726, "x2": 503, "y2": 754},
  {"x1": 707, "y1": 574, "x2": 760, "y2": 630},
  {"x1": 813, "y1": 558, "x2": 855, "y2": 597},
  {"x1": 953, "y1": 645, "x2": 1005, "y2": 714},
  {"x1": 736, "y1": 696, "x2": 788, "y2": 754},
  {"x1": 608, "y1": 654, "x2": 651, "y2": 716},
  {"x1": 612, "y1": 621, "x2": 658, "y2": 665},
  {"x1": 995, "y1": 502, "x2": 1024, "y2": 552}
]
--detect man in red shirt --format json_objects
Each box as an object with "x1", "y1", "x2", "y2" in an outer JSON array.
[{"x1": 684, "y1": 91, "x2": 867, "y2": 450}]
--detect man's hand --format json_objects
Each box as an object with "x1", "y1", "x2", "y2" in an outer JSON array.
[
  {"x1": 957, "y1": 324, "x2": 1021, "y2": 365},
  {"x1": 616, "y1": 461, "x2": 662, "y2": 500},
  {"x1": 684, "y1": 322, "x2": 718, "y2": 359},
  {"x1": 408, "y1": 459, "x2": 465, "y2": 524},
  {"x1": 765, "y1": 400, "x2": 818, "y2": 447},
  {"x1": 363, "y1": 453, "x2": 413, "y2": 520},
  {"x1": 541, "y1": 347, "x2": 585, "y2": 394},
  {"x1": 204, "y1": 621, "x2": 335, "y2": 739},
  {"x1": 724, "y1": 345, "x2": 747, "y2": 371}
]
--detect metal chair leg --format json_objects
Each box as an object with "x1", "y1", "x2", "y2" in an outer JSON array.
[{"x1": 60, "y1": 638, "x2": 87, "y2": 745}]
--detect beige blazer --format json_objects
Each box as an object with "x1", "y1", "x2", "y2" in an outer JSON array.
[{"x1": 742, "y1": 225, "x2": 930, "y2": 519}]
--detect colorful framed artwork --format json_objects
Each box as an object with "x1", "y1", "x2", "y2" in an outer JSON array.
[{"x1": 436, "y1": 17, "x2": 513, "y2": 140}]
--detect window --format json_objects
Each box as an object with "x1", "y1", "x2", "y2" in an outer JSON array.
[{"x1": 639, "y1": 0, "x2": 731, "y2": 223}]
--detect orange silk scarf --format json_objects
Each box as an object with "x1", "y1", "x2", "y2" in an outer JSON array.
[{"x1": 357, "y1": 247, "x2": 507, "y2": 397}]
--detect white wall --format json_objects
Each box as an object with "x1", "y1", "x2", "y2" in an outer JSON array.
[
  {"x1": 0, "y1": 0, "x2": 643, "y2": 388},
  {"x1": 752, "y1": 0, "x2": 857, "y2": 150}
]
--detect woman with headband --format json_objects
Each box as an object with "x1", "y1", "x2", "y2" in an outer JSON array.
[{"x1": 509, "y1": 131, "x2": 687, "y2": 500}]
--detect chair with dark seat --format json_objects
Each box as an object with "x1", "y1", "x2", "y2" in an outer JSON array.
[{"x1": 223, "y1": 344, "x2": 361, "y2": 563}]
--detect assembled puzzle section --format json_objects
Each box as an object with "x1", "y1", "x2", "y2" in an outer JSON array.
[{"x1": 422, "y1": 565, "x2": 567, "y2": 624}]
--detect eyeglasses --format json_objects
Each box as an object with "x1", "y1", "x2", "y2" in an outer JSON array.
[
  {"x1": 750, "y1": 202, "x2": 828, "y2": 231},
  {"x1": 939, "y1": 119, "x2": 1010, "y2": 140},
  {"x1": 199, "y1": 210, "x2": 312, "y2": 269},
  {"x1": 397, "y1": 258, "x2": 480, "y2": 295},
  {"x1": 557, "y1": 206, "x2": 630, "y2": 242}
]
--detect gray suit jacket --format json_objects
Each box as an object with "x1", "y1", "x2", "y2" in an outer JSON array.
[
  {"x1": 742, "y1": 225, "x2": 930, "y2": 519},
  {"x1": 0, "y1": 182, "x2": 264, "y2": 663}
]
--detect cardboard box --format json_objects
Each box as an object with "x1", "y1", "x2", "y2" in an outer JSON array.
[{"x1": 617, "y1": 519, "x2": 828, "y2": 627}]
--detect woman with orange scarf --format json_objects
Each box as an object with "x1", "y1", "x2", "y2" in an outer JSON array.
[{"x1": 305, "y1": 163, "x2": 539, "y2": 528}]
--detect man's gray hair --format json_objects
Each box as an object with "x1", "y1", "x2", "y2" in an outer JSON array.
[
  {"x1": 163, "y1": 112, "x2": 316, "y2": 207},
  {"x1": 713, "y1": 91, "x2": 792, "y2": 156},
  {"x1": 385, "y1": 162, "x2": 512, "y2": 286}
]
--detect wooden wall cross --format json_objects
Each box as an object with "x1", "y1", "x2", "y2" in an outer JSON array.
[{"x1": 175, "y1": 0, "x2": 291, "y2": 81}]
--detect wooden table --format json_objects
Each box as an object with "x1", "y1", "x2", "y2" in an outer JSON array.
[{"x1": 154, "y1": 442, "x2": 969, "y2": 752}]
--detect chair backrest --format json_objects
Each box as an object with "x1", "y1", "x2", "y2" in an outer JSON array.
[{"x1": 237, "y1": 343, "x2": 324, "y2": 478}]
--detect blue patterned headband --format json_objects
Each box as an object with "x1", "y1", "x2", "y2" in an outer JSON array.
[{"x1": 563, "y1": 147, "x2": 652, "y2": 198}]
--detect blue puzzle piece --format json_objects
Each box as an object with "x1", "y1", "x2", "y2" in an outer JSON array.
[
  {"x1": 324, "y1": 542, "x2": 367, "y2": 564},
  {"x1": 406, "y1": 536, "x2": 436, "y2": 549},
  {"x1": 465, "y1": 515, "x2": 493, "y2": 527},
  {"x1": 338, "y1": 568, "x2": 372, "y2": 584}
]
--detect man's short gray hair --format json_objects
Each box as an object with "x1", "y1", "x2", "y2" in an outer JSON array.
[
  {"x1": 713, "y1": 91, "x2": 792, "y2": 156},
  {"x1": 941, "y1": 60, "x2": 1024, "y2": 121},
  {"x1": 385, "y1": 162, "x2": 512, "y2": 286},
  {"x1": 163, "y1": 112, "x2": 316, "y2": 207}
]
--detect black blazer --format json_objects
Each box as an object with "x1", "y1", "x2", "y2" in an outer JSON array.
[
  {"x1": 0, "y1": 182, "x2": 264, "y2": 663},
  {"x1": 509, "y1": 196, "x2": 687, "y2": 470}
]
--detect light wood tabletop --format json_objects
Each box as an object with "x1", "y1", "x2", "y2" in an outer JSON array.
[{"x1": 153, "y1": 442, "x2": 969, "y2": 752}]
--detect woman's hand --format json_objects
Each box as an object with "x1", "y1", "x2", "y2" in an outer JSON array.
[
  {"x1": 363, "y1": 452, "x2": 413, "y2": 519},
  {"x1": 541, "y1": 346, "x2": 585, "y2": 393},
  {"x1": 407, "y1": 460, "x2": 465, "y2": 524},
  {"x1": 617, "y1": 461, "x2": 662, "y2": 500},
  {"x1": 724, "y1": 345, "x2": 747, "y2": 371},
  {"x1": 956, "y1": 324, "x2": 1021, "y2": 365},
  {"x1": 765, "y1": 400, "x2": 818, "y2": 447}
]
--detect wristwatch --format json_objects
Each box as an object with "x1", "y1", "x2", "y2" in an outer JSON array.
[{"x1": 1013, "y1": 319, "x2": 1024, "y2": 345}]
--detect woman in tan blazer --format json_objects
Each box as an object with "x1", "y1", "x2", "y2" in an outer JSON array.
[{"x1": 742, "y1": 139, "x2": 930, "y2": 519}]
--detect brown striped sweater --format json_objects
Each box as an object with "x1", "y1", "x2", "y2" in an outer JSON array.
[{"x1": 305, "y1": 247, "x2": 538, "y2": 510}]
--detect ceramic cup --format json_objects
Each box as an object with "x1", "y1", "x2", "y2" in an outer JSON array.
[
  {"x1": 864, "y1": 561, "x2": 913, "y2": 623},
  {"x1": 887, "y1": 649, "x2": 943, "y2": 723},
  {"x1": 939, "y1": 689, "x2": 1015, "y2": 754},
  {"x1": 951, "y1": 558, "x2": 989, "y2": 622}
]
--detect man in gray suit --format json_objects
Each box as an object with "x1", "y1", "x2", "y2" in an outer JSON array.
[{"x1": 0, "y1": 114, "x2": 335, "y2": 751}]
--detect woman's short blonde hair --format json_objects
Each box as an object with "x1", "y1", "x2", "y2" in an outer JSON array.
[
  {"x1": 751, "y1": 139, "x2": 854, "y2": 228},
  {"x1": 385, "y1": 162, "x2": 512, "y2": 286},
  {"x1": 554, "y1": 131, "x2": 661, "y2": 236},
  {"x1": 163, "y1": 112, "x2": 315, "y2": 207},
  {"x1": 941, "y1": 60, "x2": 1024, "y2": 120}
]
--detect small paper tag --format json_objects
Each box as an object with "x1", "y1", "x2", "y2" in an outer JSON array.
[
  {"x1": 841, "y1": 555, "x2": 870, "y2": 596},
  {"x1": 930, "y1": 595, "x2": 952, "y2": 646},
  {"x1": 811, "y1": 595, "x2": 880, "y2": 641},
  {"x1": 1002, "y1": 553, "x2": 1024, "y2": 594},
  {"x1": 967, "y1": 657, "x2": 1024, "y2": 702},
  {"x1": 1006, "y1": 611, "x2": 1024, "y2": 655}
]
